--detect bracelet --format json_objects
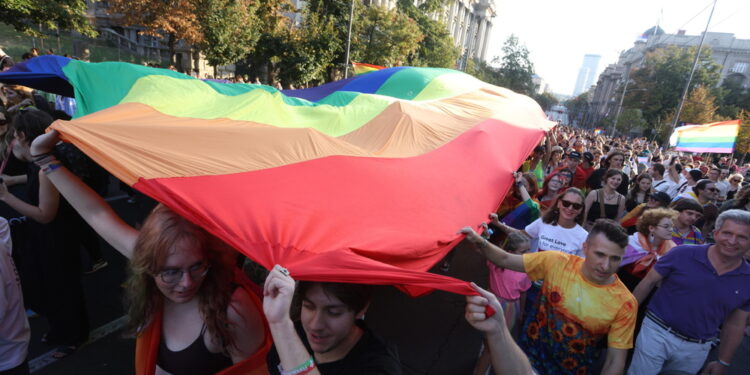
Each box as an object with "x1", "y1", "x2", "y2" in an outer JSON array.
[
  {"x1": 42, "y1": 161, "x2": 63, "y2": 175},
  {"x1": 717, "y1": 359, "x2": 731, "y2": 367},
  {"x1": 278, "y1": 356, "x2": 316, "y2": 375},
  {"x1": 34, "y1": 154, "x2": 57, "y2": 167}
]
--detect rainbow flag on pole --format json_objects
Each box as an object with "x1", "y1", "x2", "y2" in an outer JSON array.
[
  {"x1": 352, "y1": 62, "x2": 385, "y2": 75},
  {"x1": 672, "y1": 120, "x2": 740, "y2": 153}
]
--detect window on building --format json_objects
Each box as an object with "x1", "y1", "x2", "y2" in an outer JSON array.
[{"x1": 731, "y1": 62, "x2": 748, "y2": 73}]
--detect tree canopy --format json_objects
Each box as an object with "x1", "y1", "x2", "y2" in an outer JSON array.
[
  {"x1": 623, "y1": 46, "x2": 721, "y2": 127},
  {"x1": 0, "y1": 0, "x2": 96, "y2": 37}
]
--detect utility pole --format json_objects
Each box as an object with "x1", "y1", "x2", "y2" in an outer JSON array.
[
  {"x1": 343, "y1": 0, "x2": 355, "y2": 79},
  {"x1": 668, "y1": 0, "x2": 718, "y2": 137}
]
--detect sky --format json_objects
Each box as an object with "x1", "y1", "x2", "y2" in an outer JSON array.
[{"x1": 485, "y1": 0, "x2": 750, "y2": 97}]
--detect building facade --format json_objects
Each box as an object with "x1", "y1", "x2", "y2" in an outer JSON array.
[
  {"x1": 373, "y1": 0, "x2": 496, "y2": 65},
  {"x1": 587, "y1": 31, "x2": 750, "y2": 129},
  {"x1": 573, "y1": 54, "x2": 601, "y2": 96}
]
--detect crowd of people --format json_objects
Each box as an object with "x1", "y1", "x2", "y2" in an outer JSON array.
[{"x1": 1, "y1": 49, "x2": 750, "y2": 375}]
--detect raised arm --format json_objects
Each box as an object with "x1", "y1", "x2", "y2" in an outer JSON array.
[
  {"x1": 31, "y1": 130, "x2": 138, "y2": 259},
  {"x1": 459, "y1": 227, "x2": 525, "y2": 272},
  {"x1": 465, "y1": 283, "x2": 534, "y2": 375},
  {"x1": 263, "y1": 265, "x2": 321, "y2": 375}
]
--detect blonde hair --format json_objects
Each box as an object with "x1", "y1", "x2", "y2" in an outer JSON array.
[{"x1": 636, "y1": 208, "x2": 678, "y2": 236}]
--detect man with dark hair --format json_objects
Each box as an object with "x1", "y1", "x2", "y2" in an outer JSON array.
[
  {"x1": 461, "y1": 218, "x2": 636, "y2": 375},
  {"x1": 669, "y1": 198, "x2": 704, "y2": 245},
  {"x1": 649, "y1": 163, "x2": 673, "y2": 196},
  {"x1": 629, "y1": 210, "x2": 750, "y2": 374},
  {"x1": 263, "y1": 266, "x2": 402, "y2": 374}
]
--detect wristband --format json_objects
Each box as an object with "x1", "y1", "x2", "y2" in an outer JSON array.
[
  {"x1": 278, "y1": 356, "x2": 316, "y2": 375},
  {"x1": 42, "y1": 161, "x2": 63, "y2": 175},
  {"x1": 717, "y1": 359, "x2": 731, "y2": 367}
]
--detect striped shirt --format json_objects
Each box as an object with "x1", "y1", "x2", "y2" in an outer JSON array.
[{"x1": 671, "y1": 226, "x2": 704, "y2": 245}]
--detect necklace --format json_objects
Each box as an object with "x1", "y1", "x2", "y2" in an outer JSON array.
[{"x1": 602, "y1": 189, "x2": 617, "y2": 201}]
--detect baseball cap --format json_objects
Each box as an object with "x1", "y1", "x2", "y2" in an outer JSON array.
[
  {"x1": 568, "y1": 151, "x2": 582, "y2": 159},
  {"x1": 551, "y1": 145, "x2": 564, "y2": 153},
  {"x1": 583, "y1": 152, "x2": 594, "y2": 163}
]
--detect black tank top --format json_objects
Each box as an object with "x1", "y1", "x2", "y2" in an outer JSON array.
[
  {"x1": 587, "y1": 190, "x2": 621, "y2": 222},
  {"x1": 156, "y1": 324, "x2": 232, "y2": 375}
]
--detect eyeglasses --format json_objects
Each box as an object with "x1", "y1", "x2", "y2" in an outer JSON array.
[
  {"x1": 157, "y1": 262, "x2": 210, "y2": 285},
  {"x1": 657, "y1": 224, "x2": 673, "y2": 231},
  {"x1": 560, "y1": 199, "x2": 583, "y2": 210},
  {"x1": 706, "y1": 188, "x2": 719, "y2": 192}
]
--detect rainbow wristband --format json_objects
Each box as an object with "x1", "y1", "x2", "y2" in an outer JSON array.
[
  {"x1": 278, "y1": 356, "x2": 316, "y2": 375},
  {"x1": 717, "y1": 359, "x2": 731, "y2": 367}
]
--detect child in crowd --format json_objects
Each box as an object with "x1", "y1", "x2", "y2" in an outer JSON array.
[{"x1": 474, "y1": 231, "x2": 531, "y2": 375}]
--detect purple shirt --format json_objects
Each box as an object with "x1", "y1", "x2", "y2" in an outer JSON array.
[{"x1": 649, "y1": 244, "x2": 750, "y2": 340}]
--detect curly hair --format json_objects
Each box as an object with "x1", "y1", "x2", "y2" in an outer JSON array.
[
  {"x1": 124, "y1": 204, "x2": 238, "y2": 353},
  {"x1": 636, "y1": 207, "x2": 678, "y2": 236}
]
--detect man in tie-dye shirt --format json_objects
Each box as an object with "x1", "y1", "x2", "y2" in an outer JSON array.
[{"x1": 461, "y1": 219, "x2": 636, "y2": 375}]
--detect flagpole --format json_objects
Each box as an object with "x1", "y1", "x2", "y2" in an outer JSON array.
[{"x1": 667, "y1": 0, "x2": 718, "y2": 140}]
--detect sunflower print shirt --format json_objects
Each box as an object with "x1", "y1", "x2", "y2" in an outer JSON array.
[{"x1": 520, "y1": 251, "x2": 637, "y2": 374}]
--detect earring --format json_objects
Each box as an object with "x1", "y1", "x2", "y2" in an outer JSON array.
[{"x1": 649, "y1": 232, "x2": 655, "y2": 244}]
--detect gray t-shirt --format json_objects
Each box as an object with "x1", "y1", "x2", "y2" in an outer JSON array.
[{"x1": 0, "y1": 218, "x2": 29, "y2": 371}]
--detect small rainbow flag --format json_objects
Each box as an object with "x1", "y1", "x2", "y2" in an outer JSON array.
[
  {"x1": 672, "y1": 120, "x2": 740, "y2": 153},
  {"x1": 594, "y1": 128, "x2": 603, "y2": 135},
  {"x1": 352, "y1": 62, "x2": 385, "y2": 75}
]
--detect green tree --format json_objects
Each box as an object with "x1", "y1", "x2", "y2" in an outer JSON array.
[
  {"x1": 623, "y1": 45, "x2": 721, "y2": 128},
  {"x1": 396, "y1": 0, "x2": 459, "y2": 68},
  {"x1": 735, "y1": 110, "x2": 750, "y2": 154},
  {"x1": 616, "y1": 108, "x2": 647, "y2": 135},
  {"x1": 107, "y1": 0, "x2": 205, "y2": 66},
  {"x1": 0, "y1": 0, "x2": 96, "y2": 37},
  {"x1": 305, "y1": 0, "x2": 352, "y2": 79},
  {"x1": 534, "y1": 92, "x2": 559, "y2": 112},
  {"x1": 240, "y1": 0, "x2": 294, "y2": 83},
  {"x1": 565, "y1": 92, "x2": 589, "y2": 127},
  {"x1": 276, "y1": 12, "x2": 340, "y2": 86},
  {"x1": 493, "y1": 35, "x2": 535, "y2": 95},
  {"x1": 715, "y1": 77, "x2": 750, "y2": 119},
  {"x1": 196, "y1": 0, "x2": 260, "y2": 77},
  {"x1": 350, "y1": 5, "x2": 423, "y2": 67},
  {"x1": 667, "y1": 85, "x2": 721, "y2": 125}
]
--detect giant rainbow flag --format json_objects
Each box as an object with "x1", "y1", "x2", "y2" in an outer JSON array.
[
  {"x1": 672, "y1": 119, "x2": 740, "y2": 153},
  {"x1": 1, "y1": 56, "x2": 553, "y2": 296}
]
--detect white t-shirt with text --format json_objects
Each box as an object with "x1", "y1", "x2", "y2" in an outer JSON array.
[{"x1": 524, "y1": 218, "x2": 588, "y2": 257}]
